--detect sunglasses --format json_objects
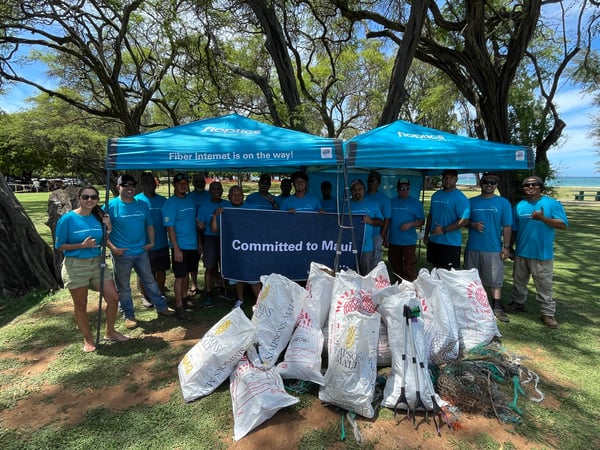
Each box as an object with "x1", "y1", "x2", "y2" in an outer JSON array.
[
  {"x1": 80, "y1": 194, "x2": 99, "y2": 200},
  {"x1": 398, "y1": 186, "x2": 410, "y2": 191},
  {"x1": 482, "y1": 180, "x2": 497, "y2": 186},
  {"x1": 522, "y1": 182, "x2": 540, "y2": 188},
  {"x1": 120, "y1": 183, "x2": 136, "y2": 187}
]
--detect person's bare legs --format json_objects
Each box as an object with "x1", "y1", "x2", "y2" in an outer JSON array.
[
  {"x1": 69, "y1": 287, "x2": 96, "y2": 352},
  {"x1": 99, "y1": 280, "x2": 128, "y2": 341},
  {"x1": 174, "y1": 276, "x2": 185, "y2": 308},
  {"x1": 156, "y1": 270, "x2": 167, "y2": 294}
]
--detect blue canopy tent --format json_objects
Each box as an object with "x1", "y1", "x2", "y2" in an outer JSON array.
[
  {"x1": 345, "y1": 119, "x2": 533, "y2": 173},
  {"x1": 106, "y1": 113, "x2": 343, "y2": 173},
  {"x1": 340, "y1": 119, "x2": 534, "y2": 199}
]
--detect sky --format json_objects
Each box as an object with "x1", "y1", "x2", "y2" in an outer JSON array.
[
  {"x1": 546, "y1": 87, "x2": 598, "y2": 177},
  {"x1": 1, "y1": 47, "x2": 598, "y2": 179}
]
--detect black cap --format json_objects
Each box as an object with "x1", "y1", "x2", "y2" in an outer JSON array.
[
  {"x1": 173, "y1": 172, "x2": 190, "y2": 183},
  {"x1": 117, "y1": 174, "x2": 136, "y2": 186}
]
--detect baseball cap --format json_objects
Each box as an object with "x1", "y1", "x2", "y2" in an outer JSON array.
[
  {"x1": 173, "y1": 172, "x2": 190, "y2": 183},
  {"x1": 350, "y1": 178, "x2": 364, "y2": 188},
  {"x1": 117, "y1": 174, "x2": 136, "y2": 186},
  {"x1": 442, "y1": 169, "x2": 458, "y2": 177},
  {"x1": 398, "y1": 178, "x2": 410, "y2": 184}
]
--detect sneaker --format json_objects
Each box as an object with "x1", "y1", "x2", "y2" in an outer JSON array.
[
  {"x1": 124, "y1": 318, "x2": 138, "y2": 330},
  {"x1": 204, "y1": 297, "x2": 215, "y2": 308},
  {"x1": 541, "y1": 315, "x2": 559, "y2": 329},
  {"x1": 233, "y1": 299, "x2": 244, "y2": 308},
  {"x1": 142, "y1": 297, "x2": 154, "y2": 308},
  {"x1": 504, "y1": 301, "x2": 526, "y2": 313},
  {"x1": 175, "y1": 307, "x2": 192, "y2": 323},
  {"x1": 493, "y1": 309, "x2": 510, "y2": 323},
  {"x1": 157, "y1": 307, "x2": 175, "y2": 317}
]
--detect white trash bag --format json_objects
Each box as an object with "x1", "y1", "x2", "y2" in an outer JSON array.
[
  {"x1": 319, "y1": 310, "x2": 381, "y2": 418},
  {"x1": 375, "y1": 287, "x2": 446, "y2": 411},
  {"x1": 327, "y1": 262, "x2": 390, "y2": 357},
  {"x1": 230, "y1": 355, "x2": 299, "y2": 441},
  {"x1": 276, "y1": 308, "x2": 325, "y2": 385},
  {"x1": 178, "y1": 307, "x2": 255, "y2": 402},
  {"x1": 246, "y1": 273, "x2": 305, "y2": 369},
  {"x1": 413, "y1": 268, "x2": 461, "y2": 363},
  {"x1": 434, "y1": 268, "x2": 500, "y2": 352},
  {"x1": 305, "y1": 261, "x2": 336, "y2": 328}
]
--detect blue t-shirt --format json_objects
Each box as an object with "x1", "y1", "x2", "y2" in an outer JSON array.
[
  {"x1": 275, "y1": 194, "x2": 290, "y2": 208},
  {"x1": 197, "y1": 199, "x2": 231, "y2": 236},
  {"x1": 350, "y1": 198, "x2": 383, "y2": 252},
  {"x1": 388, "y1": 196, "x2": 425, "y2": 246},
  {"x1": 366, "y1": 191, "x2": 391, "y2": 238},
  {"x1": 321, "y1": 196, "x2": 339, "y2": 213},
  {"x1": 135, "y1": 192, "x2": 168, "y2": 250},
  {"x1": 187, "y1": 189, "x2": 211, "y2": 206},
  {"x1": 428, "y1": 188, "x2": 470, "y2": 246},
  {"x1": 245, "y1": 192, "x2": 277, "y2": 210},
  {"x1": 55, "y1": 211, "x2": 103, "y2": 258},
  {"x1": 280, "y1": 194, "x2": 322, "y2": 212},
  {"x1": 513, "y1": 196, "x2": 568, "y2": 260},
  {"x1": 162, "y1": 195, "x2": 198, "y2": 250},
  {"x1": 106, "y1": 197, "x2": 152, "y2": 255},
  {"x1": 466, "y1": 195, "x2": 512, "y2": 252}
]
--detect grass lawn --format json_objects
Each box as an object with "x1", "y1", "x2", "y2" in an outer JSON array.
[{"x1": 1, "y1": 185, "x2": 599, "y2": 449}]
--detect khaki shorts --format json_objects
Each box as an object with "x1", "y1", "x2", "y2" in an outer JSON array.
[{"x1": 62, "y1": 255, "x2": 113, "y2": 290}]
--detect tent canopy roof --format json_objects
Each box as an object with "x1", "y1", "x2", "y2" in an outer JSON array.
[
  {"x1": 345, "y1": 119, "x2": 533, "y2": 174},
  {"x1": 107, "y1": 113, "x2": 343, "y2": 172}
]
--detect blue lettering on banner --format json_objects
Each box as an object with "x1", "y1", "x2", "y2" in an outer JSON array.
[{"x1": 220, "y1": 209, "x2": 365, "y2": 282}]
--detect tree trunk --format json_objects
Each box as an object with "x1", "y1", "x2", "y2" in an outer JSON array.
[
  {"x1": 46, "y1": 186, "x2": 83, "y2": 285},
  {"x1": 0, "y1": 174, "x2": 59, "y2": 297}
]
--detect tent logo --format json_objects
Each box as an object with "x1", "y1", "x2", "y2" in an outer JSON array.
[
  {"x1": 397, "y1": 131, "x2": 446, "y2": 141},
  {"x1": 201, "y1": 126, "x2": 261, "y2": 135},
  {"x1": 320, "y1": 147, "x2": 333, "y2": 159}
]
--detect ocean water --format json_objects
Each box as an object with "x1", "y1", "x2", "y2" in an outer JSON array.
[{"x1": 458, "y1": 175, "x2": 600, "y2": 188}]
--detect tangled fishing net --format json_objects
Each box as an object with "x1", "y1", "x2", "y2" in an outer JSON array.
[{"x1": 432, "y1": 341, "x2": 544, "y2": 423}]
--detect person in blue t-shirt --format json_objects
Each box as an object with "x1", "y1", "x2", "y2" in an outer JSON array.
[
  {"x1": 211, "y1": 185, "x2": 261, "y2": 306},
  {"x1": 464, "y1": 172, "x2": 513, "y2": 322},
  {"x1": 280, "y1": 171, "x2": 323, "y2": 212},
  {"x1": 186, "y1": 172, "x2": 211, "y2": 296},
  {"x1": 349, "y1": 179, "x2": 384, "y2": 275},
  {"x1": 424, "y1": 169, "x2": 470, "y2": 270},
  {"x1": 320, "y1": 180, "x2": 338, "y2": 213},
  {"x1": 162, "y1": 173, "x2": 196, "y2": 321},
  {"x1": 275, "y1": 178, "x2": 292, "y2": 208},
  {"x1": 366, "y1": 171, "x2": 391, "y2": 266},
  {"x1": 385, "y1": 178, "x2": 424, "y2": 281},
  {"x1": 107, "y1": 174, "x2": 175, "y2": 329},
  {"x1": 245, "y1": 173, "x2": 279, "y2": 210},
  {"x1": 197, "y1": 181, "x2": 231, "y2": 307},
  {"x1": 55, "y1": 186, "x2": 129, "y2": 352},
  {"x1": 135, "y1": 172, "x2": 170, "y2": 304},
  {"x1": 505, "y1": 176, "x2": 569, "y2": 329}
]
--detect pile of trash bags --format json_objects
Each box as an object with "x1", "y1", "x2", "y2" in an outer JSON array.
[{"x1": 178, "y1": 262, "x2": 501, "y2": 441}]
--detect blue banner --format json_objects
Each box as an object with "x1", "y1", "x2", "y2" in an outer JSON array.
[{"x1": 220, "y1": 209, "x2": 365, "y2": 282}]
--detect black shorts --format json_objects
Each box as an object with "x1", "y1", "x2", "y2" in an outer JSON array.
[
  {"x1": 171, "y1": 248, "x2": 201, "y2": 278},
  {"x1": 148, "y1": 247, "x2": 170, "y2": 273},
  {"x1": 426, "y1": 241, "x2": 461, "y2": 270},
  {"x1": 202, "y1": 235, "x2": 220, "y2": 270}
]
